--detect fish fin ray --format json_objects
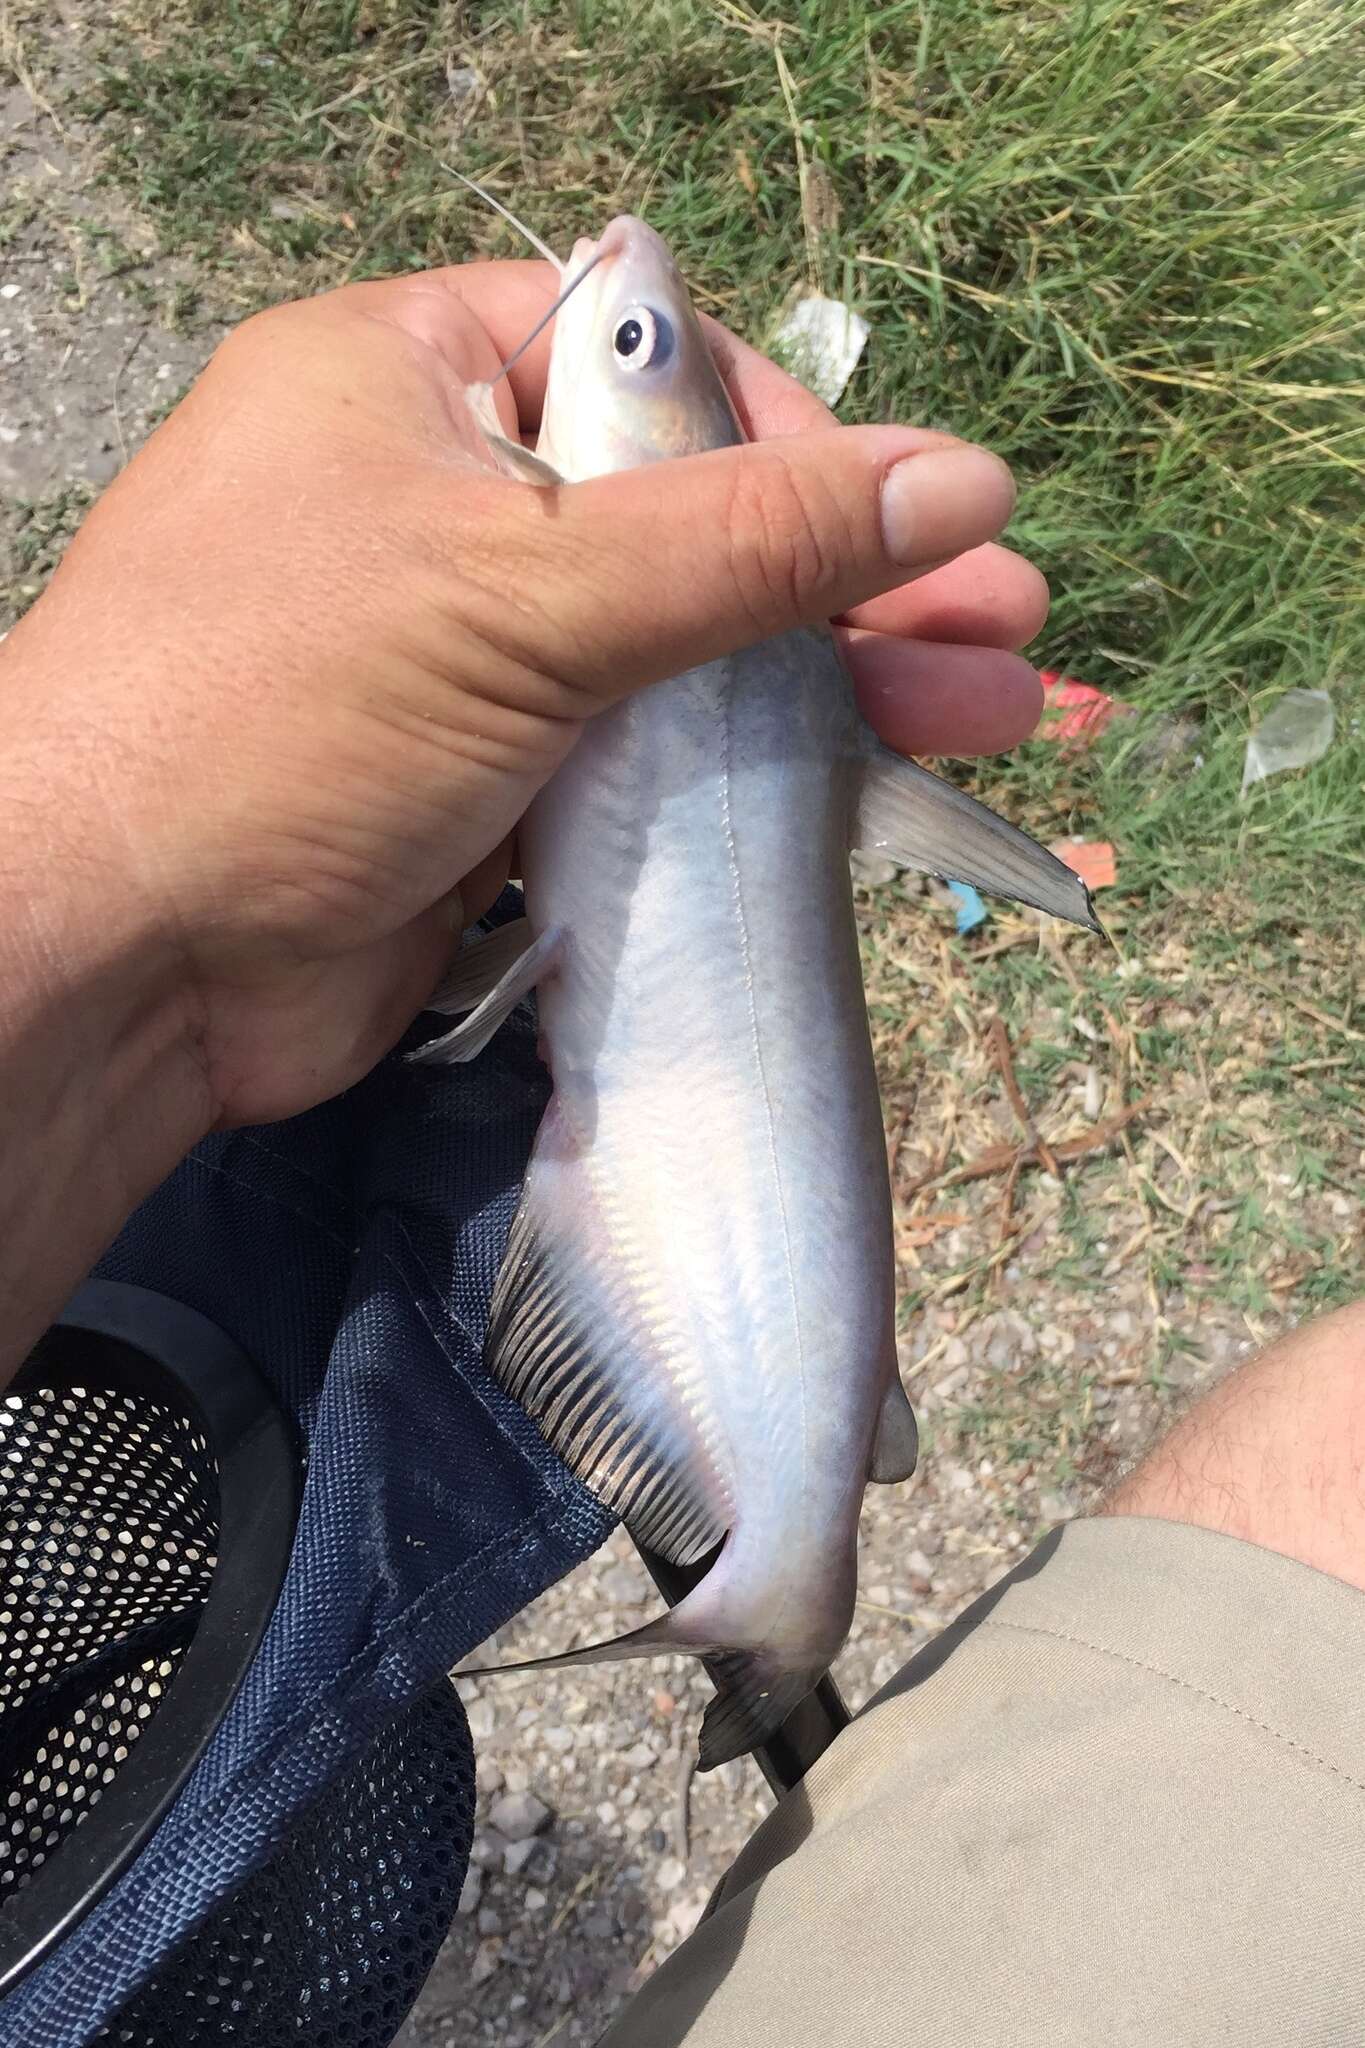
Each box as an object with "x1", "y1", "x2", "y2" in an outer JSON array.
[
  {"x1": 427, "y1": 918, "x2": 533, "y2": 1017},
  {"x1": 699, "y1": 1654, "x2": 826, "y2": 1771},
  {"x1": 456, "y1": 1532, "x2": 826, "y2": 1772},
  {"x1": 852, "y1": 744, "x2": 1101, "y2": 932},
  {"x1": 486, "y1": 1201, "x2": 726, "y2": 1567},
  {"x1": 455, "y1": 1606, "x2": 715, "y2": 1684},
  {"x1": 868, "y1": 1373, "x2": 919, "y2": 1484},
  {"x1": 454, "y1": 1546, "x2": 742, "y2": 1683},
  {"x1": 466, "y1": 381, "x2": 565, "y2": 486},
  {"x1": 409, "y1": 925, "x2": 561, "y2": 1066}
]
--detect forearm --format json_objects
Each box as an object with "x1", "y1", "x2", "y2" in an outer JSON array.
[{"x1": 0, "y1": 639, "x2": 211, "y2": 1384}]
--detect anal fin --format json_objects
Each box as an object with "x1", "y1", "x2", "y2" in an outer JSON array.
[
  {"x1": 853, "y1": 743, "x2": 1101, "y2": 933},
  {"x1": 486, "y1": 1199, "x2": 726, "y2": 1568}
]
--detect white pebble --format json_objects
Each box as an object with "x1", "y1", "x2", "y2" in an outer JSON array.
[
  {"x1": 489, "y1": 1789, "x2": 550, "y2": 1841},
  {"x1": 465, "y1": 1696, "x2": 496, "y2": 1742},
  {"x1": 470, "y1": 1939, "x2": 501, "y2": 1986},
  {"x1": 668, "y1": 1895, "x2": 707, "y2": 1941},
  {"x1": 601, "y1": 1562, "x2": 647, "y2": 1605}
]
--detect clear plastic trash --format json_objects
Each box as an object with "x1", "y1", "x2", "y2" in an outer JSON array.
[
  {"x1": 770, "y1": 293, "x2": 869, "y2": 409},
  {"x1": 1240, "y1": 688, "x2": 1334, "y2": 797}
]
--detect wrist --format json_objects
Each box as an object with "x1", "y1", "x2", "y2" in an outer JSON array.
[{"x1": 0, "y1": 643, "x2": 212, "y2": 1379}]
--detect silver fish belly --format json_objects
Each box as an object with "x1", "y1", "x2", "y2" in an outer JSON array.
[{"x1": 488, "y1": 626, "x2": 899, "y2": 1764}]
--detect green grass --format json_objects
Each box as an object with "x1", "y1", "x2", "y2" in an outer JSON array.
[
  {"x1": 1, "y1": 486, "x2": 97, "y2": 621},
  {"x1": 5, "y1": 0, "x2": 1360, "y2": 1516},
  {"x1": 76, "y1": 0, "x2": 1365, "y2": 928}
]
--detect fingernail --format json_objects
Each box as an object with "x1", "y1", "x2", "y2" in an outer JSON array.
[{"x1": 880, "y1": 447, "x2": 1016, "y2": 567}]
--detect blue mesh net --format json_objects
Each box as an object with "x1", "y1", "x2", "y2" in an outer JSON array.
[
  {"x1": 0, "y1": 893, "x2": 611, "y2": 2047},
  {"x1": 93, "y1": 1684, "x2": 474, "y2": 2048}
]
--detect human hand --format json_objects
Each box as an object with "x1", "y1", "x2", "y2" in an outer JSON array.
[{"x1": 2, "y1": 260, "x2": 1046, "y2": 1135}]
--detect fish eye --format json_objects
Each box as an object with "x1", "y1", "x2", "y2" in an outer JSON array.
[{"x1": 612, "y1": 304, "x2": 670, "y2": 371}]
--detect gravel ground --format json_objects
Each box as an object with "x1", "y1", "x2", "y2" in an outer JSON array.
[
  {"x1": 396, "y1": 1258, "x2": 1262, "y2": 2047},
  {"x1": 1, "y1": 30, "x2": 217, "y2": 524},
  {"x1": 4, "y1": 33, "x2": 1359, "y2": 2048}
]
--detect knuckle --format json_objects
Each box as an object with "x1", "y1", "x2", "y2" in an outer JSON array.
[{"x1": 722, "y1": 449, "x2": 849, "y2": 632}]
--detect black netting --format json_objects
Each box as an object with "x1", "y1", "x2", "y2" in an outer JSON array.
[
  {"x1": 94, "y1": 1682, "x2": 474, "y2": 2048},
  {"x1": 0, "y1": 1383, "x2": 219, "y2": 1902},
  {"x1": 0, "y1": 1360, "x2": 474, "y2": 2048}
]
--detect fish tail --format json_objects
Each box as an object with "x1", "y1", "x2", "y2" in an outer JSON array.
[
  {"x1": 454, "y1": 1563, "x2": 734, "y2": 1685},
  {"x1": 698, "y1": 1651, "x2": 829, "y2": 1771},
  {"x1": 456, "y1": 1546, "x2": 835, "y2": 1770}
]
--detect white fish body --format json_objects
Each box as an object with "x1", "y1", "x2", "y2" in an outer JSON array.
[
  {"x1": 424, "y1": 217, "x2": 1096, "y2": 1765},
  {"x1": 506, "y1": 626, "x2": 897, "y2": 1758}
]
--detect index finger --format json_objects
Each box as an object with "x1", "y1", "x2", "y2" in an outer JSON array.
[{"x1": 700, "y1": 315, "x2": 839, "y2": 440}]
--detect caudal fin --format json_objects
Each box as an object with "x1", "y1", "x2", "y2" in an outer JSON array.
[
  {"x1": 453, "y1": 1602, "x2": 717, "y2": 1684},
  {"x1": 699, "y1": 1653, "x2": 829, "y2": 1771},
  {"x1": 455, "y1": 1550, "x2": 832, "y2": 1770}
]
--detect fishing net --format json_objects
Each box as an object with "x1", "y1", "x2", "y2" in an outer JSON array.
[
  {"x1": 0, "y1": 1330, "x2": 472, "y2": 2048},
  {"x1": 91, "y1": 1685, "x2": 472, "y2": 2048}
]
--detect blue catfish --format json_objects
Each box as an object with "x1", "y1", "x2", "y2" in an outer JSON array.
[{"x1": 418, "y1": 215, "x2": 1096, "y2": 1767}]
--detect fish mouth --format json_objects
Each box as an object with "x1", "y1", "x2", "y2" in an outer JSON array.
[{"x1": 567, "y1": 216, "x2": 633, "y2": 275}]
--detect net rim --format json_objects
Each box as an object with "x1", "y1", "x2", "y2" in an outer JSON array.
[{"x1": 0, "y1": 1282, "x2": 299, "y2": 1996}]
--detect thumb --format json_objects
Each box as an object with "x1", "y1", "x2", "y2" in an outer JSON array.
[{"x1": 515, "y1": 426, "x2": 1016, "y2": 700}]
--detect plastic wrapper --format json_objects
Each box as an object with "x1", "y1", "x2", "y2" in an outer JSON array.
[
  {"x1": 771, "y1": 293, "x2": 869, "y2": 409},
  {"x1": 1241, "y1": 688, "x2": 1334, "y2": 796}
]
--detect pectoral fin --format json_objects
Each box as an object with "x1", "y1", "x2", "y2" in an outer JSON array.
[
  {"x1": 409, "y1": 924, "x2": 561, "y2": 1066},
  {"x1": 868, "y1": 1374, "x2": 919, "y2": 1484},
  {"x1": 428, "y1": 918, "x2": 534, "y2": 1017},
  {"x1": 466, "y1": 381, "x2": 565, "y2": 487},
  {"x1": 853, "y1": 744, "x2": 1101, "y2": 932}
]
